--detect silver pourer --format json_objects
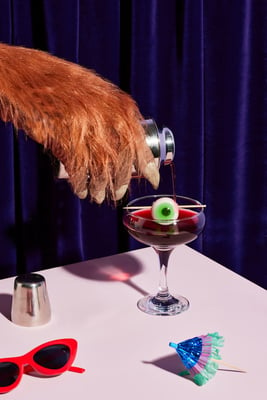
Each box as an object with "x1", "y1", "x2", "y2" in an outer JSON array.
[
  {"x1": 141, "y1": 119, "x2": 175, "y2": 168},
  {"x1": 57, "y1": 118, "x2": 175, "y2": 179}
]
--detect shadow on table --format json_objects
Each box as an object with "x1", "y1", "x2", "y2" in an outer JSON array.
[
  {"x1": 0, "y1": 293, "x2": 12, "y2": 321},
  {"x1": 143, "y1": 353, "x2": 245, "y2": 385},
  {"x1": 143, "y1": 353, "x2": 192, "y2": 382},
  {"x1": 63, "y1": 253, "x2": 149, "y2": 296}
]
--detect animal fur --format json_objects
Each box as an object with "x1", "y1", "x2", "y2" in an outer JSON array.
[{"x1": 0, "y1": 43, "x2": 159, "y2": 203}]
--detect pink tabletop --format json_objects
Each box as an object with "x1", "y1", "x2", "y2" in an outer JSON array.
[{"x1": 0, "y1": 245, "x2": 266, "y2": 399}]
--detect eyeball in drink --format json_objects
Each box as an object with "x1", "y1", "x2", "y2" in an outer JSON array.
[{"x1": 152, "y1": 197, "x2": 179, "y2": 225}]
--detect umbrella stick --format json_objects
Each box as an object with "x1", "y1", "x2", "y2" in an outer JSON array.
[
  {"x1": 213, "y1": 359, "x2": 246, "y2": 373},
  {"x1": 124, "y1": 204, "x2": 206, "y2": 210}
]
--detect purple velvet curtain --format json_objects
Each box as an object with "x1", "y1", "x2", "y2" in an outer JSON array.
[{"x1": 0, "y1": 0, "x2": 266, "y2": 289}]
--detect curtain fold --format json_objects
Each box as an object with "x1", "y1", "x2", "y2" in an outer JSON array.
[
  {"x1": 202, "y1": 0, "x2": 267, "y2": 287},
  {"x1": 0, "y1": 0, "x2": 266, "y2": 288}
]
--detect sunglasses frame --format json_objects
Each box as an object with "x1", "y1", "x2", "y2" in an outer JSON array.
[{"x1": 0, "y1": 338, "x2": 85, "y2": 394}]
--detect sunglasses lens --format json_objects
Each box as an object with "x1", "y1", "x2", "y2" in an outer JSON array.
[
  {"x1": 0, "y1": 362, "x2": 20, "y2": 387},
  {"x1": 33, "y1": 344, "x2": 70, "y2": 370}
]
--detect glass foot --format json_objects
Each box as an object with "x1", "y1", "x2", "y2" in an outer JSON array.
[{"x1": 137, "y1": 294, "x2": 189, "y2": 316}]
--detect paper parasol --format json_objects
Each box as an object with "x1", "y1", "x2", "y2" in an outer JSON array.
[{"x1": 169, "y1": 332, "x2": 224, "y2": 386}]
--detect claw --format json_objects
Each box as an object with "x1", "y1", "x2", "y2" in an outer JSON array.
[
  {"x1": 91, "y1": 189, "x2": 106, "y2": 204},
  {"x1": 115, "y1": 184, "x2": 128, "y2": 200},
  {"x1": 76, "y1": 189, "x2": 88, "y2": 199},
  {"x1": 143, "y1": 162, "x2": 160, "y2": 189}
]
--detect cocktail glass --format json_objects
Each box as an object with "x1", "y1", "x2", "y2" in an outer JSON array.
[{"x1": 123, "y1": 195, "x2": 205, "y2": 316}]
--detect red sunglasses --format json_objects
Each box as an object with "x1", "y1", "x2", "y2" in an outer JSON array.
[{"x1": 0, "y1": 338, "x2": 85, "y2": 393}]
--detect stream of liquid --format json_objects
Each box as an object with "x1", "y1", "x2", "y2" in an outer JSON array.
[
  {"x1": 132, "y1": 161, "x2": 177, "y2": 196},
  {"x1": 167, "y1": 161, "x2": 177, "y2": 198}
]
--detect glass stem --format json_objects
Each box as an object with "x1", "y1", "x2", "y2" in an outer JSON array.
[{"x1": 154, "y1": 248, "x2": 174, "y2": 300}]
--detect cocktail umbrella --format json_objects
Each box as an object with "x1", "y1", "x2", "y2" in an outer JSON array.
[{"x1": 169, "y1": 332, "x2": 224, "y2": 386}]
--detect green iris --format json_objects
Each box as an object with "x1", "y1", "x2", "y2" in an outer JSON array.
[
  {"x1": 152, "y1": 198, "x2": 179, "y2": 223},
  {"x1": 156, "y1": 204, "x2": 173, "y2": 219}
]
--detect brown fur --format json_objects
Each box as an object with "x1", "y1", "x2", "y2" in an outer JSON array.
[{"x1": 0, "y1": 43, "x2": 159, "y2": 203}]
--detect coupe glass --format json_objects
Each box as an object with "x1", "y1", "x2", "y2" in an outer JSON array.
[{"x1": 123, "y1": 195, "x2": 205, "y2": 316}]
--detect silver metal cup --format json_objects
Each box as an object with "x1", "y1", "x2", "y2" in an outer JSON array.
[{"x1": 11, "y1": 273, "x2": 51, "y2": 327}]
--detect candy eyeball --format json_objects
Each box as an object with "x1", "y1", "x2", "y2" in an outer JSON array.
[{"x1": 151, "y1": 197, "x2": 179, "y2": 225}]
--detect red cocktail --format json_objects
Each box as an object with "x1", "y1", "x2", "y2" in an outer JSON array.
[{"x1": 123, "y1": 195, "x2": 205, "y2": 315}]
